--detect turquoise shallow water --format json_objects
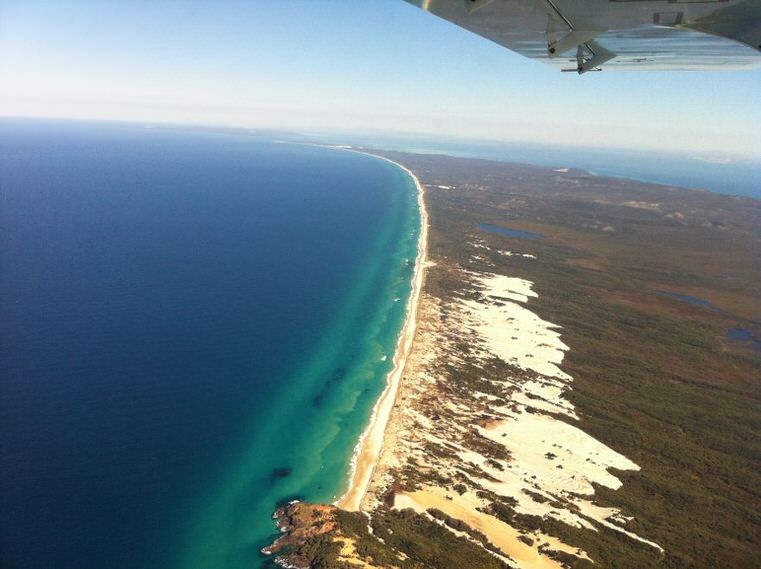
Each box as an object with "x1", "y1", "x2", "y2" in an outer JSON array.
[
  {"x1": 181, "y1": 153, "x2": 421, "y2": 569},
  {"x1": 0, "y1": 119, "x2": 420, "y2": 569}
]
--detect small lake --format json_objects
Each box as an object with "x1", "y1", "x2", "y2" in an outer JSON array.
[
  {"x1": 478, "y1": 223, "x2": 545, "y2": 241},
  {"x1": 727, "y1": 328, "x2": 761, "y2": 352},
  {"x1": 656, "y1": 291, "x2": 723, "y2": 313}
]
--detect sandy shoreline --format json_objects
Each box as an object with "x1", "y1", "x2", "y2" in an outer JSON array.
[{"x1": 335, "y1": 152, "x2": 428, "y2": 511}]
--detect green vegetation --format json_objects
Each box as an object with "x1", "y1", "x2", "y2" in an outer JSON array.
[
  {"x1": 283, "y1": 507, "x2": 511, "y2": 568},
  {"x1": 386, "y1": 150, "x2": 761, "y2": 568},
  {"x1": 369, "y1": 508, "x2": 510, "y2": 569}
]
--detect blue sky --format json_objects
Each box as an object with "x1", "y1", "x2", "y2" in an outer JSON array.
[{"x1": 1, "y1": 0, "x2": 760, "y2": 157}]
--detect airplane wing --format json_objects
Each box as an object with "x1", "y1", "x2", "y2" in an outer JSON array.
[{"x1": 404, "y1": 0, "x2": 761, "y2": 73}]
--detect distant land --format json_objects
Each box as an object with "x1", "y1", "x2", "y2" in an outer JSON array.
[
  {"x1": 266, "y1": 150, "x2": 761, "y2": 568},
  {"x1": 314, "y1": 131, "x2": 761, "y2": 202}
]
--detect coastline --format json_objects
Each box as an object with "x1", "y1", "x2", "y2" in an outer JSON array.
[
  {"x1": 334, "y1": 152, "x2": 428, "y2": 511},
  {"x1": 331, "y1": 152, "x2": 663, "y2": 564},
  {"x1": 263, "y1": 150, "x2": 761, "y2": 569}
]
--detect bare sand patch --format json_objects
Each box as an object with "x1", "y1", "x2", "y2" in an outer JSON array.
[{"x1": 395, "y1": 486, "x2": 588, "y2": 569}]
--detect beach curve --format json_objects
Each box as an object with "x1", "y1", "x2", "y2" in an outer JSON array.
[{"x1": 334, "y1": 152, "x2": 428, "y2": 511}]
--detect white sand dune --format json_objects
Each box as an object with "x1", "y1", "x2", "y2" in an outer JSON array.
[
  {"x1": 457, "y1": 273, "x2": 663, "y2": 552},
  {"x1": 364, "y1": 265, "x2": 662, "y2": 566}
]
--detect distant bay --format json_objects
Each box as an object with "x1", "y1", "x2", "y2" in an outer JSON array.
[{"x1": 0, "y1": 119, "x2": 420, "y2": 569}]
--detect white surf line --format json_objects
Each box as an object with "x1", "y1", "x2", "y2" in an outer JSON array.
[{"x1": 332, "y1": 150, "x2": 428, "y2": 511}]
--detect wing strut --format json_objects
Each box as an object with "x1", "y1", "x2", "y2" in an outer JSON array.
[
  {"x1": 539, "y1": 0, "x2": 615, "y2": 73},
  {"x1": 561, "y1": 41, "x2": 615, "y2": 74}
]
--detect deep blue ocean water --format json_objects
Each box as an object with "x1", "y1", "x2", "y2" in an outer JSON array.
[{"x1": 0, "y1": 119, "x2": 420, "y2": 569}]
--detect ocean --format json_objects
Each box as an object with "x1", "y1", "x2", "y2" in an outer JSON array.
[{"x1": 0, "y1": 119, "x2": 421, "y2": 569}]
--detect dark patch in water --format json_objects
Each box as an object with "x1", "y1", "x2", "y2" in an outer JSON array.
[
  {"x1": 271, "y1": 467, "x2": 293, "y2": 480},
  {"x1": 656, "y1": 291, "x2": 723, "y2": 313},
  {"x1": 727, "y1": 328, "x2": 761, "y2": 352},
  {"x1": 478, "y1": 223, "x2": 545, "y2": 241},
  {"x1": 313, "y1": 367, "x2": 349, "y2": 407}
]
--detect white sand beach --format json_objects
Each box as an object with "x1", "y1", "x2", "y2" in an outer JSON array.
[{"x1": 336, "y1": 154, "x2": 428, "y2": 511}]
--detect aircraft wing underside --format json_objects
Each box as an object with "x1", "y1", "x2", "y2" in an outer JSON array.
[{"x1": 404, "y1": 0, "x2": 761, "y2": 73}]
